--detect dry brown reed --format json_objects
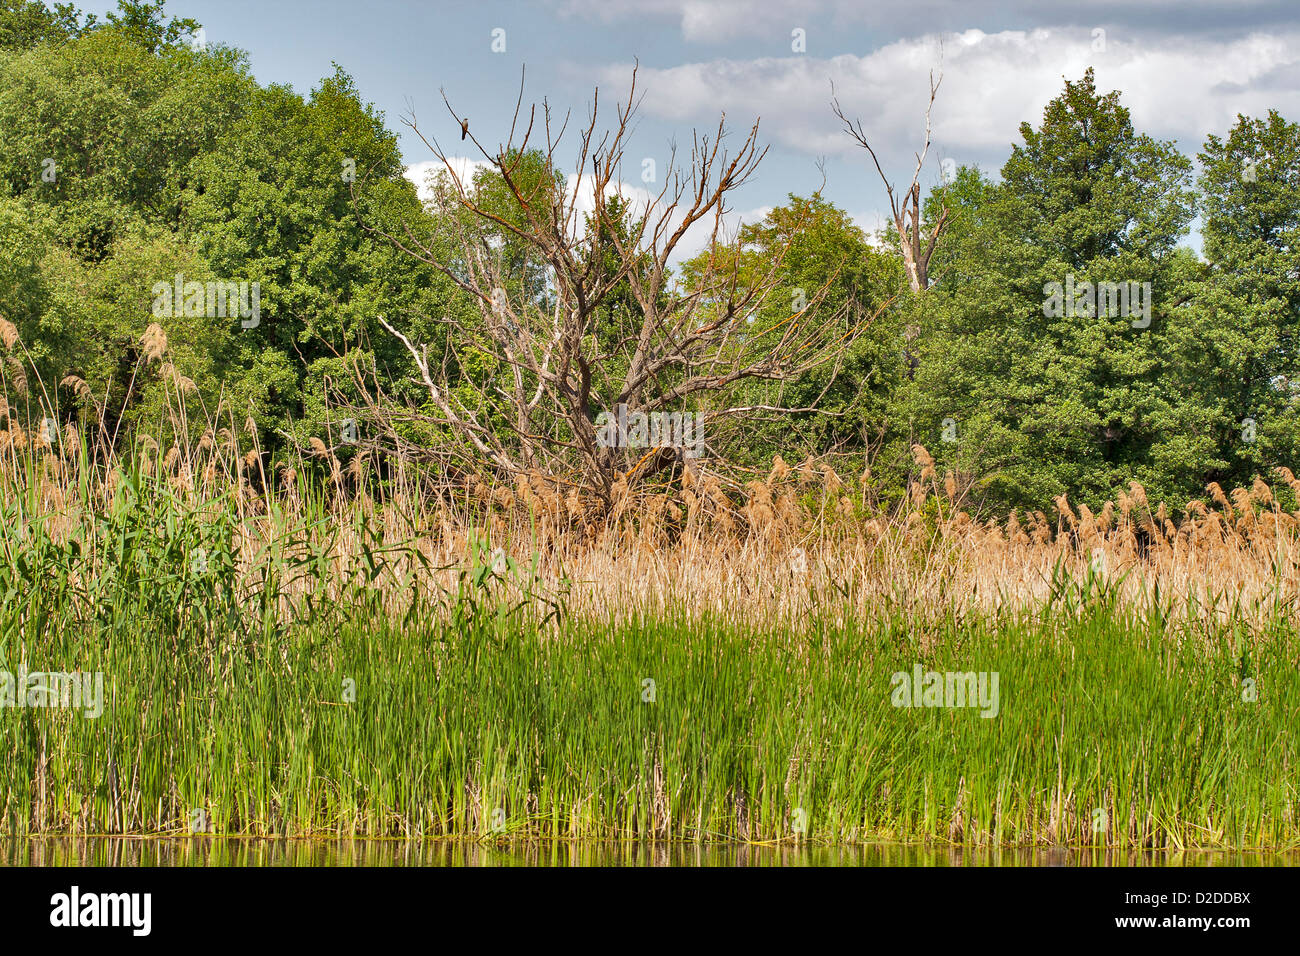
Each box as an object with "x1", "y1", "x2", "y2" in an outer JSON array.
[{"x1": 6, "y1": 409, "x2": 1300, "y2": 638}]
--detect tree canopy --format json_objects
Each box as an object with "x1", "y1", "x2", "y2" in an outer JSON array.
[{"x1": 2, "y1": 4, "x2": 1297, "y2": 516}]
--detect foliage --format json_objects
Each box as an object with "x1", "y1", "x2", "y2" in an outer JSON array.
[{"x1": 0, "y1": 5, "x2": 1297, "y2": 516}]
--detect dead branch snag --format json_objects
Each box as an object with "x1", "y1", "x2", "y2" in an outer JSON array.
[
  {"x1": 361, "y1": 69, "x2": 880, "y2": 514},
  {"x1": 832, "y1": 70, "x2": 949, "y2": 292}
]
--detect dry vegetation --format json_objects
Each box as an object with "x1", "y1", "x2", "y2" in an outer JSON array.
[
  {"x1": 2, "y1": 320, "x2": 1296, "y2": 847},
  {"x1": 5, "y1": 331, "x2": 1300, "y2": 636}
]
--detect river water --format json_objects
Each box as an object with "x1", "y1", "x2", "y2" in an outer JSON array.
[{"x1": 2, "y1": 838, "x2": 1291, "y2": 867}]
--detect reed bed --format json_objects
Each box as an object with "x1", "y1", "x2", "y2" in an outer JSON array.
[
  {"x1": 0, "y1": 436, "x2": 1295, "y2": 848},
  {"x1": 6, "y1": 431, "x2": 1300, "y2": 633},
  {"x1": 2, "y1": 323, "x2": 1300, "y2": 847},
  {"x1": 2, "y1": 567, "x2": 1294, "y2": 847},
  {"x1": 5, "y1": 321, "x2": 1299, "y2": 633}
]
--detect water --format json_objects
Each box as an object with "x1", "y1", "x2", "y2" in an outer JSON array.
[{"x1": 2, "y1": 838, "x2": 1291, "y2": 867}]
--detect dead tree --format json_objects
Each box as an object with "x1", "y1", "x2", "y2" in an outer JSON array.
[
  {"x1": 832, "y1": 71, "x2": 949, "y2": 293},
  {"x1": 363, "y1": 68, "x2": 881, "y2": 510}
]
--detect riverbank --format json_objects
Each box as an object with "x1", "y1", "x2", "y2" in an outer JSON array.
[
  {"x1": 1, "y1": 460, "x2": 1296, "y2": 847},
  {"x1": 4, "y1": 593, "x2": 1294, "y2": 847}
]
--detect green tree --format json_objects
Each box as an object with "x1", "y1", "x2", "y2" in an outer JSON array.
[
  {"x1": 180, "y1": 66, "x2": 464, "y2": 442},
  {"x1": 686, "y1": 193, "x2": 902, "y2": 470},
  {"x1": 1179, "y1": 110, "x2": 1300, "y2": 486},
  {"x1": 103, "y1": 0, "x2": 197, "y2": 54},
  {"x1": 0, "y1": 0, "x2": 90, "y2": 51},
  {"x1": 0, "y1": 11, "x2": 460, "y2": 455},
  {"x1": 900, "y1": 68, "x2": 1199, "y2": 511}
]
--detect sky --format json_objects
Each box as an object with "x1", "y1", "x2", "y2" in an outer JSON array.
[{"x1": 77, "y1": 0, "x2": 1300, "y2": 254}]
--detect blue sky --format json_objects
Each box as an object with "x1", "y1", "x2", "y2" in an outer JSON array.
[{"x1": 77, "y1": 1, "x2": 1300, "y2": 251}]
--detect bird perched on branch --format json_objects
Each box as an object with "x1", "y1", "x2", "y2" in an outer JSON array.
[{"x1": 461, "y1": 118, "x2": 469, "y2": 141}]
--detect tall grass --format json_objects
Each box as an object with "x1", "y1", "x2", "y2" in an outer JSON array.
[
  {"x1": 3, "y1": 568, "x2": 1295, "y2": 847},
  {"x1": 3, "y1": 317, "x2": 1300, "y2": 846},
  {"x1": 0, "y1": 456, "x2": 1295, "y2": 847},
  {"x1": 12, "y1": 838, "x2": 1287, "y2": 867}
]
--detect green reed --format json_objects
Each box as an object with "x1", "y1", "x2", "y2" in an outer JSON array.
[{"x1": 0, "y1": 470, "x2": 1296, "y2": 848}]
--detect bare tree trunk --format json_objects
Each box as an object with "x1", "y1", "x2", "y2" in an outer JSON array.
[
  {"x1": 359, "y1": 68, "x2": 884, "y2": 512},
  {"x1": 832, "y1": 70, "x2": 950, "y2": 292}
]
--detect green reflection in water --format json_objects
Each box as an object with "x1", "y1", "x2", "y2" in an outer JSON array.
[{"x1": 3, "y1": 839, "x2": 1294, "y2": 867}]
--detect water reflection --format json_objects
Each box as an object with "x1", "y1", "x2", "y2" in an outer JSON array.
[{"x1": 1, "y1": 838, "x2": 1293, "y2": 867}]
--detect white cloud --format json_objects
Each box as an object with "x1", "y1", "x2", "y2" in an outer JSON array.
[
  {"x1": 403, "y1": 158, "x2": 494, "y2": 204},
  {"x1": 403, "y1": 160, "x2": 772, "y2": 264},
  {"x1": 849, "y1": 209, "x2": 892, "y2": 244},
  {"x1": 675, "y1": 0, "x2": 821, "y2": 43},
  {"x1": 554, "y1": 1, "x2": 1299, "y2": 44},
  {"x1": 597, "y1": 27, "x2": 1300, "y2": 178},
  {"x1": 564, "y1": 172, "x2": 772, "y2": 263}
]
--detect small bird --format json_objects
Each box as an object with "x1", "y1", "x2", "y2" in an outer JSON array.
[{"x1": 460, "y1": 118, "x2": 469, "y2": 141}]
